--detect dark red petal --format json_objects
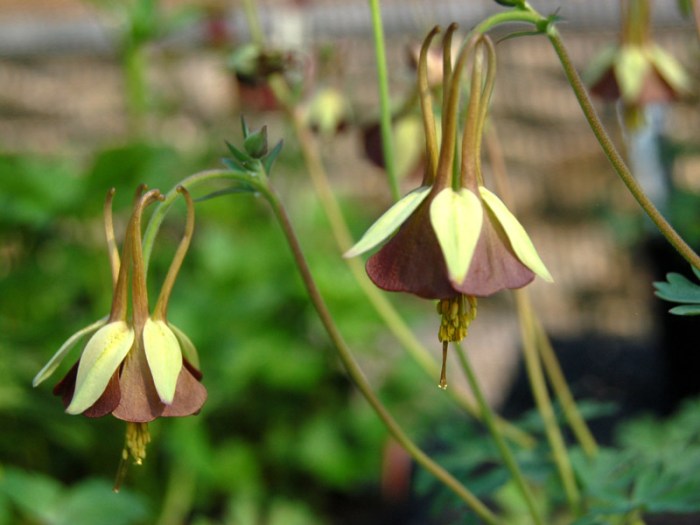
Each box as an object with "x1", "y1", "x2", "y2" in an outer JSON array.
[
  {"x1": 590, "y1": 67, "x2": 621, "y2": 101},
  {"x1": 639, "y1": 67, "x2": 678, "y2": 104},
  {"x1": 161, "y1": 363, "x2": 208, "y2": 418},
  {"x1": 53, "y1": 361, "x2": 121, "y2": 418},
  {"x1": 111, "y1": 342, "x2": 165, "y2": 423},
  {"x1": 454, "y1": 208, "x2": 534, "y2": 297},
  {"x1": 53, "y1": 361, "x2": 79, "y2": 407},
  {"x1": 366, "y1": 202, "x2": 457, "y2": 300}
]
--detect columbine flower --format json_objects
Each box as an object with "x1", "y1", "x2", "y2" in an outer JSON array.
[
  {"x1": 585, "y1": 0, "x2": 689, "y2": 129},
  {"x1": 345, "y1": 27, "x2": 552, "y2": 387},
  {"x1": 34, "y1": 186, "x2": 206, "y2": 479}
]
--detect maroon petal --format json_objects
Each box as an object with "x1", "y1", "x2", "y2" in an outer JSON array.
[
  {"x1": 454, "y1": 208, "x2": 534, "y2": 297},
  {"x1": 161, "y1": 360, "x2": 208, "y2": 417},
  {"x1": 53, "y1": 361, "x2": 121, "y2": 418},
  {"x1": 366, "y1": 202, "x2": 456, "y2": 300},
  {"x1": 112, "y1": 342, "x2": 165, "y2": 423},
  {"x1": 590, "y1": 67, "x2": 620, "y2": 101}
]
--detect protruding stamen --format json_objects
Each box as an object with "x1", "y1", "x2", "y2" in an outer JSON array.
[
  {"x1": 437, "y1": 294, "x2": 477, "y2": 343},
  {"x1": 439, "y1": 341, "x2": 449, "y2": 390},
  {"x1": 153, "y1": 186, "x2": 195, "y2": 320},
  {"x1": 113, "y1": 422, "x2": 151, "y2": 492}
]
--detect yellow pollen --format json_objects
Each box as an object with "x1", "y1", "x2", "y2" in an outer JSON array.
[
  {"x1": 114, "y1": 422, "x2": 151, "y2": 492},
  {"x1": 436, "y1": 295, "x2": 477, "y2": 389}
]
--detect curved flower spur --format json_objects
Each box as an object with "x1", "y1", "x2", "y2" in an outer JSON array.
[
  {"x1": 33, "y1": 185, "x2": 206, "y2": 488},
  {"x1": 345, "y1": 26, "x2": 552, "y2": 388}
]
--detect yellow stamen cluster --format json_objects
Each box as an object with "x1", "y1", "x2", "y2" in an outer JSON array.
[
  {"x1": 437, "y1": 294, "x2": 477, "y2": 343},
  {"x1": 124, "y1": 422, "x2": 151, "y2": 465},
  {"x1": 436, "y1": 295, "x2": 477, "y2": 390}
]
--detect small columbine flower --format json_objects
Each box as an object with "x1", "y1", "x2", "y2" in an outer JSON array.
[
  {"x1": 345, "y1": 27, "x2": 552, "y2": 387},
  {"x1": 585, "y1": 0, "x2": 689, "y2": 129},
  {"x1": 34, "y1": 185, "x2": 206, "y2": 486}
]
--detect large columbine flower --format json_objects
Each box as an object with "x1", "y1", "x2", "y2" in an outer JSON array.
[
  {"x1": 346, "y1": 27, "x2": 552, "y2": 387},
  {"x1": 34, "y1": 186, "x2": 206, "y2": 475}
]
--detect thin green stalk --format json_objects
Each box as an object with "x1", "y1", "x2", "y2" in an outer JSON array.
[
  {"x1": 156, "y1": 459, "x2": 196, "y2": 525},
  {"x1": 261, "y1": 183, "x2": 502, "y2": 525},
  {"x1": 368, "y1": 0, "x2": 400, "y2": 200},
  {"x1": 455, "y1": 344, "x2": 544, "y2": 525},
  {"x1": 124, "y1": 42, "x2": 147, "y2": 137},
  {"x1": 241, "y1": 0, "x2": 265, "y2": 45},
  {"x1": 485, "y1": 127, "x2": 598, "y2": 458},
  {"x1": 514, "y1": 289, "x2": 581, "y2": 515},
  {"x1": 545, "y1": 26, "x2": 700, "y2": 271},
  {"x1": 533, "y1": 317, "x2": 599, "y2": 458}
]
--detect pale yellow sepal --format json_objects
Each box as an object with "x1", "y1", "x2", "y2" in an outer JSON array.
[
  {"x1": 143, "y1": 318, "x2": 183, "y2": 404},
  {"x1": 33, "y1": 316, "x2": 108, "y2": 387},
  {"x1": 170, "y1": 323, "x2": 200, "y2": 369},
  {"x1": 479, "y1": 187, "x2": 553, "y2": 283},
  {"x1": 615, "y1": 46, "x2": 650, "y2": 102},
  {"x1": 344, "y1": 186, "x2": 431, "y2": 258},
  {"x1": 430, "y1": 188, "x2": 483, "y2": 284},
  {"x1": 66, "y1": 321, "x2": 135, "y2": 415},
  {"x1": 649, "y1": 46, "x2": 690, "y2": 94}
]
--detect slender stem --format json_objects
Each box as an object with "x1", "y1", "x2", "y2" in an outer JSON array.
[
  {"x1": 368, "y1": 0, "x2": 399, "y2": 200},
  {"x1": 262, "y1": 184, "x2": 501, "y2": 524},
  {"x1": 546, "y1": 27, "x2": 700, "y2": 271},
  {"x1": 514, "y1": 289, "x2": 581, "y2": 514},
  {"x1": 533, "y1": 317, "x2": 599, "y2": 458},
  {"x1": 142, "y1": 169, "x2": 236, "y2": 269},
  {"x1": 485, "y1": 126, "x2": 598, "y2": 458},
  {"x1": 241, "y1": 0, "x2": 265, "y2": 45},
  {"x1": 155, "y1": 459, "x2": 196, "y2": 525},
  {"x1": 455, "y1": 344, "x2": 544, "y2": 525},
  {"x1": 275, "y1": 81, "x2": 534, "y2": 448}
]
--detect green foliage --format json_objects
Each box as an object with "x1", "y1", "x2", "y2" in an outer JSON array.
[{"x1": 653, "y1": 266, "x2": 700, "y2": 315}]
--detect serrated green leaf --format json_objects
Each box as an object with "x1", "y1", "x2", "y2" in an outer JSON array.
[
  {"x1": 669, "y1": 304, "x2": 700, "y2": 316},
  {"x1": 66, "y1": 321, "x2": 135, "y2": 415},
  {"x1": 653, "y1": 272, "x2": 700, "y2": 303},
  {"x1": 479, "y1": 187, "x2": 553, "y2": 282},
  {"x1": 615, "y1": 46, "x2": 650, "y2": 101},
  {"x1": 344, "y1": 186, "x2": 431, "y2": 258},
  {"x1": 262, "y1": 140, "x2": 284, "y2": 175},
  {"x1": 143, "y1": 318, "x2": 183, "y2": 404},
  {"x1": 33, "y1": 316, "x2": 108, "y2": 387},
  {"x1": 430, "y1": 188, "x2": 483, "y2": 283}
]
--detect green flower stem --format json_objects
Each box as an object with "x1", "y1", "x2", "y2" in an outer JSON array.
[
  {"x1": 485, "y1": 127, "x2": 598, "y2": 459},
  {"x1": 533, "y1": 316, "x2": 599, "y2": 458},
  {"x1": 241, "y1": 0, "x2": 265, "y2": 45},
  {"x1": 455, "y1": 343, "x2": 544, "y2": 525},
  {"x1": 368, "y1": 0, "x2": 400, "y2": 201},
  {"x1": 514, "y1": 289, "x2": 582, "y2": 515},
  {"x1": 142, "y1": 169, "x2": 240, "y2": 269},
  {"x1": 545, "y1": 26, "x2": 700, "y2": 271},
  {"x1": 260, "y1": 182, "x2": 502, "y2": 524},
  {"x1": 123, "y1": 42, "x2": 148, "y2": 138},
  {"x1": 156, "y1": 459, "x2": 196, "y2": 525}
]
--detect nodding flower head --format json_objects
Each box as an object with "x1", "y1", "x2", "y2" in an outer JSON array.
[
  {"x1": 345, "y1": 26, "x2": 552, "y2": 387},
  {"x1": 35, "y1": 186, "x2": 207, "y2": 423}
]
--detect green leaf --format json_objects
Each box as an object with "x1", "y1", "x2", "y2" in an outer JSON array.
[
  {"x1": 430, "y1": 188, "x2": 483, "y2": 284},
  {"x1": 653, "y1": 272, "x2": 700, "y2": 304},
  {"x1": 67, "y1": 321, "x2": 135, "y2": 415},
  {"x1": 32, "y1": 316, "x2": 108, "y2": 387},
  {"x1": 669, "y1": 304, "x2": 700, "y2": 316},
  {"x1": 343, "y1": 186, "x2": 431, "y2": 258},
  {"x1": 225, "y1": 140, "x2": 253, "y2": 166},
  {"x1": 615, "y1": 46, "x2": 650, "y2": 102},
  {"x1": 143, "y1": 318, "x2": 184, "y2": 404},
  {"x1": 479, "y1": 187, "x2": 553, "y2": 282},
  {"x1": 56, "y1": 479, "x2": 150, "y2": 525}
]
